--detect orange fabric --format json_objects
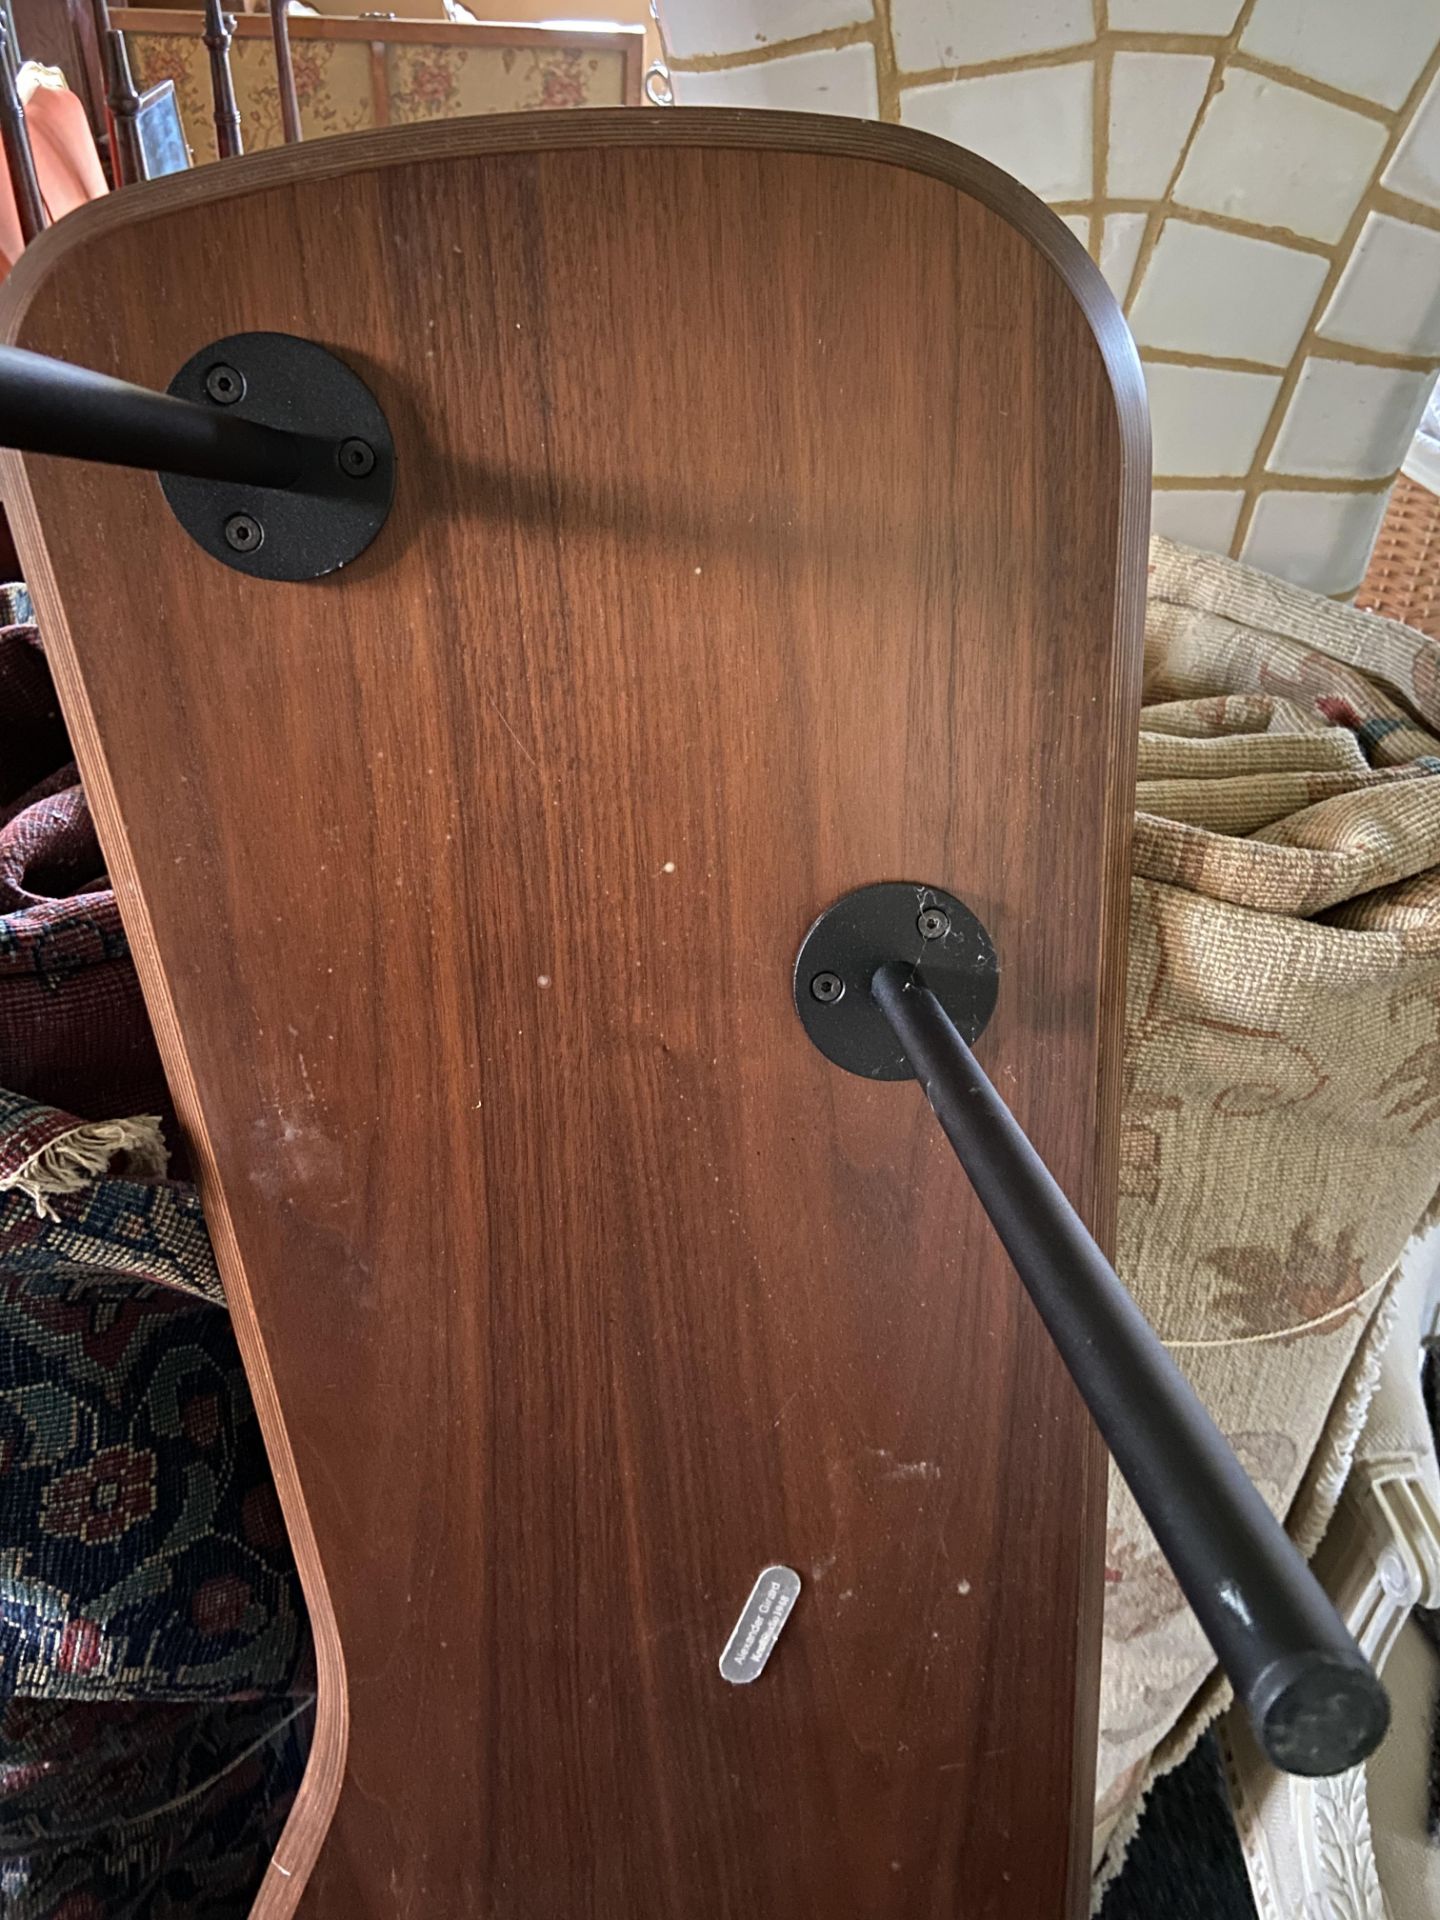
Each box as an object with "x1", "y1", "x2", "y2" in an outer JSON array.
[{"x1": 1, "y1": 83, "x2": 107, "y2": 277}]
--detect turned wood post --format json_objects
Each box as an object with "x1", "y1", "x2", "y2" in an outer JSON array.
[
  {"x1": 201, "y1": 0, "x2": 242, "y2": 159},
  {"x1": 104, "y1": 26, "x2": 143, "y2": 185}
]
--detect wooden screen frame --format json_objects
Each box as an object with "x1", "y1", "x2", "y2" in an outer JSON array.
[{"x1": 110, "y1": 7, "x2": 648, "y2": 113}]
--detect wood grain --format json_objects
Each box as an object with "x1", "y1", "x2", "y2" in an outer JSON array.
[{"x1": 0, "y1": 111, "x2": 1148, "y2": 1919}]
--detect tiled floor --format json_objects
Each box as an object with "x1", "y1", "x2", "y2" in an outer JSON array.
[{"x1": 655, "y1": 0, "x2": 1440, "y2": 595}]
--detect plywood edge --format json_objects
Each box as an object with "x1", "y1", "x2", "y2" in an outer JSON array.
[
  {"x1": 0, "y1": 453, "x2": 351, "y2": 1912},
  {"x1": 0, "y1": 112, "x2": 1149, "y2": 1919},
  {"x1": 1055, "y1": 251, "x2": 1149, "y2": 1920},
  {"x1": 1, "y1": 109, "x2": 1146, "y2": 421}
]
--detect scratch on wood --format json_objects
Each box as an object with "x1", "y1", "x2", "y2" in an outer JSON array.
[{"x1": 486, "y1": 694, "x2": 540, "y2": 777}]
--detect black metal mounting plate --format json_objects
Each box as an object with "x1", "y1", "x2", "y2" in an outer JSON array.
[
  {"x1": 793, "y1": 881, "x2": 999, "y2": 1080},
  {"x1": 160, "y1": 331, "x2": 394, "y2": 581}
]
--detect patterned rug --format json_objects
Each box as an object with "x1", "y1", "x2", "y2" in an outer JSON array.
[
  {"x1": 0, "y1": 602, "x2": 312, "y2": 1918},
  {"x1": 0, "y1": 1105, "x2": 312, "y2": 1917},
  {"x1": 1098, "y1": 541, "x2": 1440, "y2": 1877}
]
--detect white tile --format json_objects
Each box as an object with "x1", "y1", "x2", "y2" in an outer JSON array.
[
  {"x1": 889, "y1": 0, "x2": 1091, "y2": 71},
  {"x1": 1109, "y1": 53, "x2": 1213, "y2": 201},
  {"x1": 1144, "y1": 362, "x2": 1282, "y2": 477},
  {"x1": 1318, "y1": 212, "x2": 1440, "y2": 357},
  {"x1": 1058, "y1": 212, "x2": 1092, "y2": 246},
  {"x1": 1109, "y1": 0, "x2": 1241, "y2": 28},
  {"x1": 1241, "y1": 0, "x2": 1439, "y2": 113},
  {"x1": 672, "y1": 41, "x2": 879, "y2": 115},
  {"x1": 1405, "y1": 387, "x2": 1440, "y2": 490},
  {"x1": 1267, "y1": 359, "x2": 1436, "y2": 479},
  {"x1": 1173, "y1": 68, "x2": 1386, "y2": 244},
  {"x1": 1129, "y1": 220, "x2": 1329, "y2": 364},
  {"x1": 1383, "y1": 70, "x2": 1440, "y2": 211},
  {"x1": 659, "y1": 0, "x2": 872, "y2": 62},
  {"x1": 1101, "y1": 213, "x2": 1148, "y2": 301},
  {"x1": 1149, "y1": 488, "x2": 1246, "y2": 551},
  {"x1": 1240, "y1": 488, "x2": 1390, "y2": 594},
  {"x1": 899, "y1": 63, "x2": 1092, "y2": 201}
]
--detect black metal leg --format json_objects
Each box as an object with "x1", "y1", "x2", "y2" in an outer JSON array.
[
  {"x1": 0, "y1": 337, "x2": 395, "y2": 581},
  {"x1": 868, "y1": 957, "x2": 1388, "y2": 1778},
  {"x1": 0, "y1": 344, "x2": 306, "y2": 486}
]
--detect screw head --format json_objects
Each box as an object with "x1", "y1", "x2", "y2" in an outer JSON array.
[
  {"x1": 917, "y1": 907, "x2": 951, "y2": 941},
  {"x1": 204, "y1": 363, "x2": 245, "y2": 405},
  {"x1": 810, "y1": 971, "x2": 845, "y2": 1004},
  {"x1": 338, "y1": 437, "x2": 376, "y2": 478},
  {"x1": 223, "y1": 512, "x2": 264, "y2": 554}
]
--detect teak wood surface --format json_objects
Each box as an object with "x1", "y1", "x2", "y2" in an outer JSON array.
[{"x1": 1, "y1": 111, "x2": 1148, "y2": 1919}]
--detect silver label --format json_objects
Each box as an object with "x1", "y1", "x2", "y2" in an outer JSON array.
[{"x1": 718, "y1": 1565, "x2": 801, "y2": 1684}]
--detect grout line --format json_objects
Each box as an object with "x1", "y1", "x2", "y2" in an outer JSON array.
[
  {"x1": 1371, "y1": 185, "x2": 1440, "y2": 235},
  {"x1": 1136, "y1": 343, "x2": 1440, "y2": 376},
  {"x1": 1230, "y1": 33, "x2": 1440, "y2": 559},
  {"x1": 1152, "y1": 473, "x2": 1398, "y2": 493},
  {"x1": 662, "y1": 11, "x2": 1426, "y2": 155},
  {"x1": 1091, "y1": 42, "x2": 1112, "y2": 262},
  {"x1": 669, "y1": 26, "x2": 1299, "y2": 86},
  {"x1": 1070, "y1": 193, "x2": 1350, "y2": 223},
  {"x1": 870, "y1": 0, "x2": 902, "y2": 124},
  {"x1": 1226, "y1": 52, "x2": 1399, "y2": 126},
  {"x1": 666, "y1": 21, "x2": 1421, "y2": 131},
  {"x1": 1052, "y1": 202, "x2": 1336, "y2": 257},
  {"x1": 664, "y1": 19, "x2": 879, "y2": 75},
  {"x1": 1151, "y1": 477, "x2": 1251, "y2": 492},
  {"x1": 1163, "y1": 212, "x2": 1333, "y2": 259},
  {"x1": 892, "y1": 42, "x2": 1097, "y2": 89},
  {"x1": 1141, "y1": 346, "x2": 1285, "y2": 374},
  {"x1": 1119, "y1": 0, "x2": 1262, "y2": 318},
  {"x1": 875, "y1": 27, "x2": 1352, "y2": 90},
  {"x1": 1142, "y1": 346, "x2": 1437, "y2": 378},
  {"x1": 1145, "y1": 339, "x2": 1438, "y2": 376},
  {"x1": 1307, "y1": 337, "x2": 1440, "y2": 374}
]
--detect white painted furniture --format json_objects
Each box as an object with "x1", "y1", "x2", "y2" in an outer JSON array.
[{"x1": 1223, "y1": 1232, "x2": 1440, "y2": 1920}]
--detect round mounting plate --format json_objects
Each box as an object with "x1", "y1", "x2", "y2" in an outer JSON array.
[
  {"x1": 161, "y1": 331, "x2": 395, "y2": 581},
  {"x1": 793, "y1": 881, "x2": 999, "y2": 1080}
]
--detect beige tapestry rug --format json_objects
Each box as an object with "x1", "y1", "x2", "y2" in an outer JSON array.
[{"x1": 1095, "y1": 538, "x2": 1440, "y2": 1882}]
